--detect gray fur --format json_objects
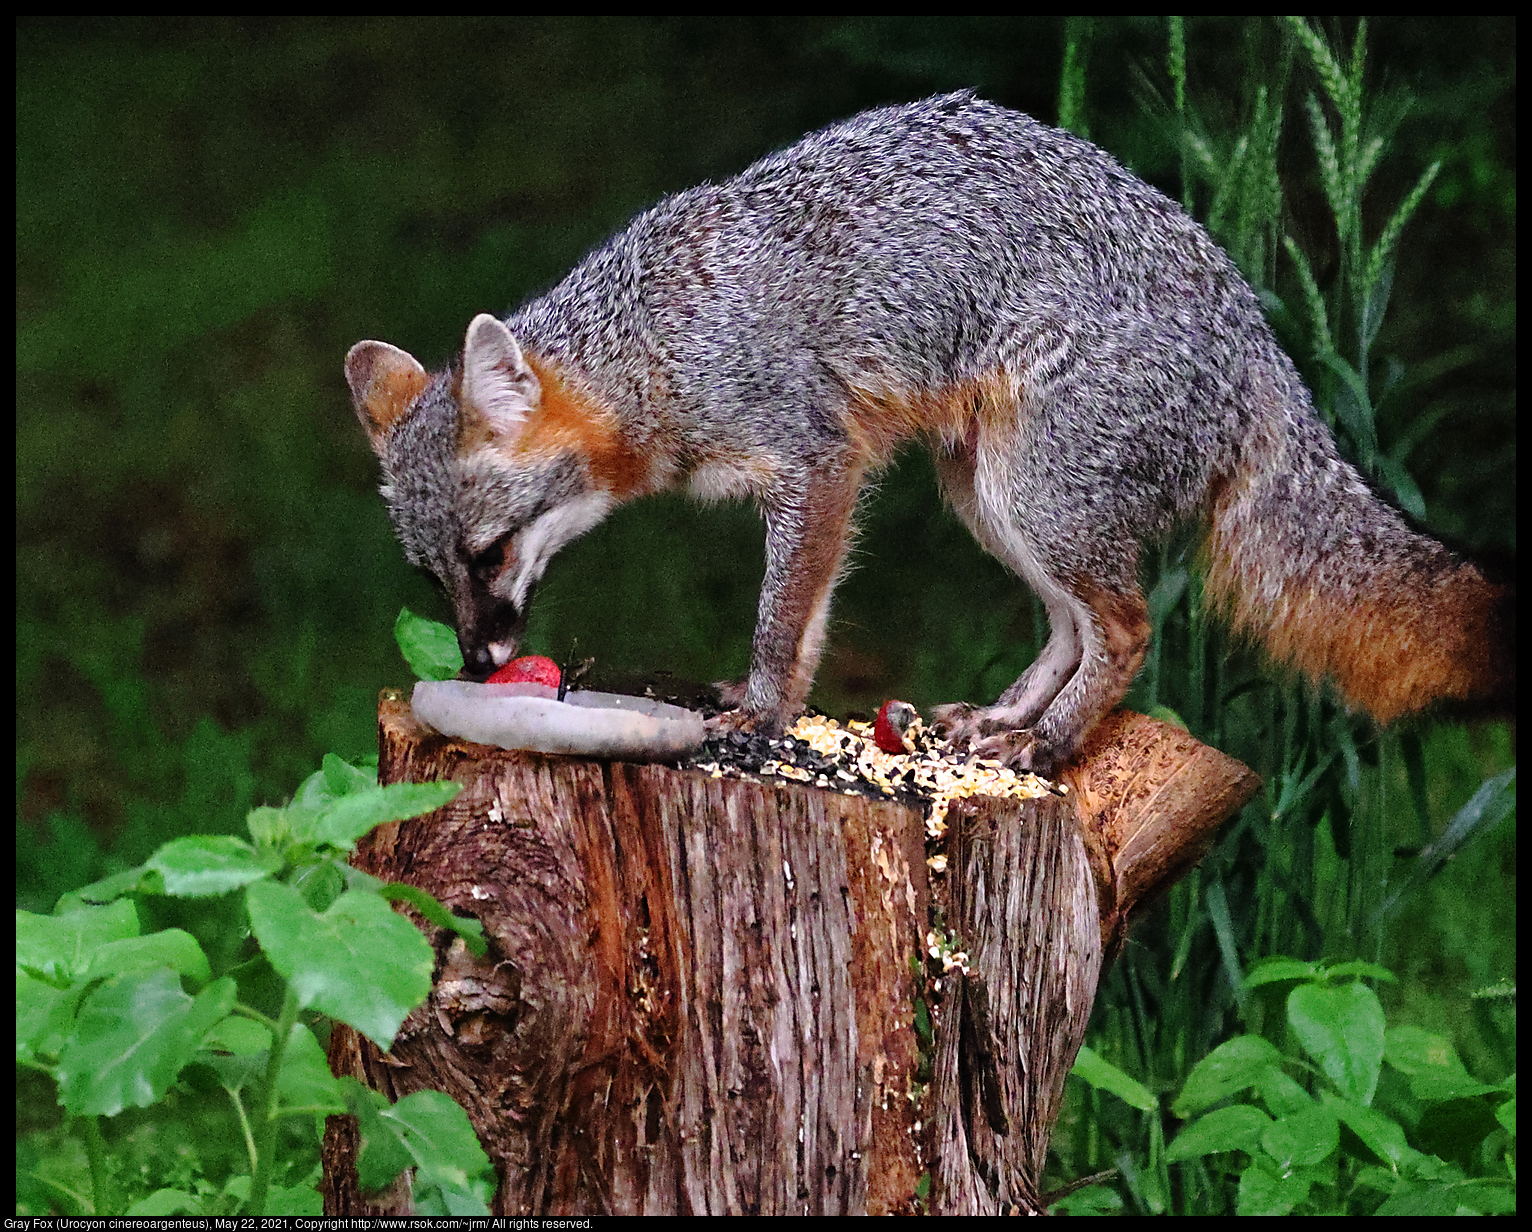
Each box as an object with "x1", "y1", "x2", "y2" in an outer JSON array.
[{"x1": 353, "y1": 92, "x2": 1481, "y2": 772}]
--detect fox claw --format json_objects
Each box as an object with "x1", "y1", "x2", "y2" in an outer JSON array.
[
  {"x1": 705, "y1": 707, "x2": 785, "y2": 739},
  {"x1": 970, "y1": 729, "x2": 1047, "y2": 773},
  {"x1": 931, "y1": 700, "x2": 980, "y2": 740},
  {"x1": 931, "y1": 701, "x2": 1008, "y2": 745},
  {"x1": 933, "y1": 703, "x2": 1060, "y2": 778}
]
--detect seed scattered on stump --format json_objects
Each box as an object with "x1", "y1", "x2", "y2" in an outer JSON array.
[{"x1": 689, "y1": 709, "x2": 1061, "y2": 841}]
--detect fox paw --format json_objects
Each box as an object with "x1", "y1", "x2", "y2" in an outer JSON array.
[
  {"x1": 931, "y1": 701, "x2": 1006, "y2": 745},
  {"x1": 932, "y1": 704, "x2": 1059, "y2": 778},
  {"x1": 970, "y1": 729, "x2": 1058, "y2": 778},
  {"x1": 704, "y1": 707, "x2": 786, "y2": 739}
]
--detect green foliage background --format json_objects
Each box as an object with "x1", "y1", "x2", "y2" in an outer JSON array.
[{"x1": 18, "y1": 16, "x2": 1515, "y2": 1210}]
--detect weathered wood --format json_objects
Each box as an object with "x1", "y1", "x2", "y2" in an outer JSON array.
[
  {"x1": 324, "y1": 692, "x2": 929, "y2": 1216},
  {"x1": 1064, "y1": 711, "x2": 1262, "y2": 963},
  {"x1": 322, "y1": 691, "x2": 1258, "y2": 1215},
  {"x1": 925, "y1": 712, "x2": 1259, "y2": 1215},
  {"x1": 928, "y1": 790, "x2": 1098, "y2": 1215}
]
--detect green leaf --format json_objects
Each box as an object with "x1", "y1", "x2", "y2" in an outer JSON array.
[
  {"x1": 1385, "y1": 1024, "x2": 1464, "y2": 1077},
  {"x1": 287, "y1": 754, "x2": 378, "y2": 818},
  {"x1": 1289, "y1": 981, "x2": 1385, "y2": 1105},
  {"x1": 201, "y1": 1019, "x2": 341, "y2": 1114},
  {"x1": 1236, "y1": 1158, "x2": 1313, "y2": 1216},
  {"x1": 199, "y1": 1015, "x2": 274, "y2": 1094},
  {"x1": 276, "y1": 1023, "x2": 346, "y2": 1116},
  {"x1": 1436, "y1": 1179, "x2": 1517, "y2": 1216},
  {"x1": 1374, "y1": 453, "x2": 1427, "y2": 520},
  {"x1": 1375, "y1": 1180, "x2": 1481, "y2": 1216},
  {"x1": 83, "y1": 930, "x2": 211, "y2": 986},
  {"x1": 1147, "y1": 565, "x2": 1188, "y2": 625},
  {"x1": 1358, "y1": 248, "x2": 1395, "y2": 350},
  {"x1": 1317, "y1": 350, "x2": 1378, "y2": 461},
  {"x1": 55, "y1": 970, "x2": 236, "y2": 1116},
  {"x1": 147, "y1": 835, "x2": 270, "y2": 898},
  {"x1": 381, "y1": 884, "x2": 487, "y2": 959},
  {"x1": 205, "y1": 1015, "x2": 272, "y2": 1053},
  {"x1": 1172, "y1": 1034, "x2": 1284, "y2": 1119},
  {"x1": 1070, "y1": 1045, "x2": 1157, "y2": 1111},
  {"x1": 1260, "y1": 1100, "x2": 1338, "y2": 1169},
  {"x1": 246, "y1": 805, "x2": 295, "y2": 850},
  {"x1": 323, "y1": 752, "x2": 377, "y2": 797},
  {"x1": 53, "y1": 866, "x2": 154, "y2": 911},
  {"x1": 259, "y1": 1176, "x2": 324, "y2": 1218},
  {"x1": 1050, "y1": 1185, "x2": 1122, "y2": 1216},
  {"x1": 245, "y1": 881, "x2": 433, "y2": 1048},
  {"x1": 1205, "y1": 880, "x2": 1246, "y2": 1012},
  {"x1": 293, "y1": 770, "x2": 331, "y2": 811},
  {"x1": 1323, "y1": 1092, "x2": 1414, "y2": 1169},
  {"x1": 1167, "y1": 1104, "x2": 1270, "y2": 1161},
  {"x1": 202, "y1": 1047, "x2": 267, "y2": 1097},
  {"x1": 1385, "y1": 1026, "x2": 1499, "y2": 1101},
  {"x1": 1271, "y1": 752, "x2": 1334, "y2": 821},
  {"x1": 382, "y1": 1089, "x2": 496, "y2": 1215},
  {"x1": 314, "y1": 780, "x2": 462, "y2": 849},
  {"x1": 1243, "y1": 958, "x2": 1320, "y2": 988},
  {"x1": 291, "y1": 858, "x2": 347, "y2": 913},
  {"x1": 1365, "y1": 768, "x2": 1516, "y2": 932},
  {"x1": 339, "y1": 1076, "x2": 415, "y2": 1194},
  {"x1": 126, "y1": 1189, "x2": 204, "y2": 1216},
  {"x1": 1321, "y1": 960, "x2": 1394, "y2": 983},
  {"x1": 17, "y1": 900, "x2": 140, "y2": 982},
  {"x1": 1255, "y1": 1066, "x2": 1318, "y2": 1119},
  {"x1": 396, "y1": 608, "x2": 463, "y2": 681},
  {"x1": 17, "y1": 966, "x2": 80, "y2": 1059}
]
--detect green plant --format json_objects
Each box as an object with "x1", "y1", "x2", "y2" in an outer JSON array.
[
  {"x1": 1046, "y1": 17, "x2": 1514, "y2": 1215},
  {"x1": 1167, "y1": 958, "x2": 1515, "y2": 1214},
  {"x1": 16, "y1": 755, "x2": 495, "y2": 1216},
  {"x1": 394, "y1": 607, "x2": 464, "y2": 682}
]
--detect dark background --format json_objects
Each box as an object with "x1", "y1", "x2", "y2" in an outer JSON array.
[{"x1": 17, "y1": 18, "x2": 1515, "y2": 909}]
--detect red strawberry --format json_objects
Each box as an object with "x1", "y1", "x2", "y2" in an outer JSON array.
[
  {"x1": 873, "y1": 699, "x2": 918, "y2": 754},
  {"x1": 486, "y1": 655, "x2": 562, "y2": 688}
]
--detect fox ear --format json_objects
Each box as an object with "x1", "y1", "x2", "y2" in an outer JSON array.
[
  {"x1": 462, "y1": 314, "x2": 541, "y2": 437},
  {"x1": 345, "y1": 341, "x2": 429, "y2": 455}
]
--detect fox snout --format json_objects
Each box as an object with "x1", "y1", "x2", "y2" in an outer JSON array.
[
  {"x1": 458, "y1": 630, "x2": 525, "y2": 680},
  {"x1": 454, "y1": 589, "x2": 529, "y2": 681},
  {"x1": 459, "y1": 636, "x2": 514, "y2": 681}
]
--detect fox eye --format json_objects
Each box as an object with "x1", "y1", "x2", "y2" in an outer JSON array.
[{"x1": 467, "y1": 537, "x2": 511, "y2": 581}]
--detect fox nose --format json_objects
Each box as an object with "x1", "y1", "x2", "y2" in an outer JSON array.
[
  {"x1": 460, "y1": 635, "x2": 519, "y2": 681},
  {"x1": 460, "y1": 640, "x2": 499, "y2": 681}
]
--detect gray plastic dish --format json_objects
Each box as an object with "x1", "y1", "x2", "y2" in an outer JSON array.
[{"x1": 410, "y1": 680, "x2": 706, "y2": 761}]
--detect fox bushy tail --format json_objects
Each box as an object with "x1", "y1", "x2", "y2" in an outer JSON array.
[{"x1": 1203, "y1": 370, "x2": 1513, "y2": 724}]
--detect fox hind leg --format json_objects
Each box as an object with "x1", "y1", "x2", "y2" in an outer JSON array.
[
  {"x1": 968, "y1": 583, "x2": 1149, "y2": 775},
  {"x1": 928, "y1": 441, "x2": 1088, "y2": 744},
  {"x1": 929, "y1": 434, "x2": 1150, "y2": 777},
  {"x1": 937, "y1": 576, "x2": 1149, "y2": 777}
]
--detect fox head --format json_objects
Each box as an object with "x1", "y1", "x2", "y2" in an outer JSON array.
[{"x1": 346, "y1": 314, "x2": 618, "y2": 679}]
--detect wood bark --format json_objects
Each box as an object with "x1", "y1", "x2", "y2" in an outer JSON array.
[{"x1": 322, "y1": 692, "x2": 1257, "y2": 1216}]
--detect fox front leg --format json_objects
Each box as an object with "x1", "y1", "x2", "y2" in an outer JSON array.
[{"x1": 710, "y1": 462, "x2": 865, "y2": 737}]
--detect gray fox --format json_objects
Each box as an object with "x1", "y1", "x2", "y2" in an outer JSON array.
[{"x1": 347, "y1": 92, "x2": 1510, "y2": 776}]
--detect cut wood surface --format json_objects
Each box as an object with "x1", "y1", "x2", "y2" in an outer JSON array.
[
  {"x1": 1063, "y1": 710, "x2": 1262, "y2": 962},
  {"x1": 322, "y1": 692, "x2": 1257, "y2": 1216}
]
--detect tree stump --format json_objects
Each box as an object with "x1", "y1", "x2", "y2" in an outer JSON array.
[{"x1": 322, "y1": 692, "x2": 1257, "y2": 1216}]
